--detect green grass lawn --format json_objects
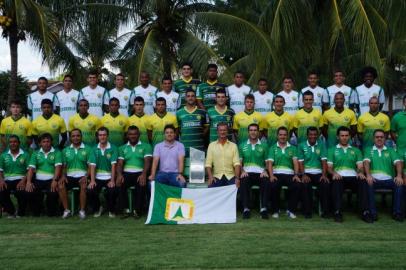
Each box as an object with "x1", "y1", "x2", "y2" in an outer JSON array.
[{"x1": 1, "y1": 210, "x2": 406, "y2": 269}]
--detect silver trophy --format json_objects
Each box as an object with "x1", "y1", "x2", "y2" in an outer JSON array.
[{"x1": 189, "y1": 147, "x2": 205, "y2": 184}]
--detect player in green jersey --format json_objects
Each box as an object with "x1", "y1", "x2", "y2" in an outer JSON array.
[
  {"x1": 196, "y1": 64, "x2": 227, "y2": 110},
  {"x1": 26, "y1": 133, "x2": 62, "y2": 216},
  {"x1": 116, "y1": 126, "x2": 152, "y2": 218},
  {"x1": 58, "y1": 129, "x2": 91, "y2": 219},
  {"x1": 267, "y1": 126, "x2": 301, "y2": 219},
  {"x1": 174, "y1": 62, "x2": 201, "y2": 106},
  {"x1": 239, "y1": 123, "x2": 269, "y2": 219},
  {"x1": 327, "y1": 126, "x2": 368, "y2": 223},
  {"x1": 298, "y1": 127, "x2": 329, "y2": 218},
  {"x1": 88, "y1": 127, "x2": 119, "y2": 218},
  {"x1": 207, "y1": 89, "x2": 234, "y2": 142},
  {"x1": 363, "y1": 129, "x2": 404, "y2": 222},
  {"x1": 391, "y1": 95, "x2": 406, "y2": 156},
  {"x1": 0, "y1": 135, "x2": 29, "y2": 217}
]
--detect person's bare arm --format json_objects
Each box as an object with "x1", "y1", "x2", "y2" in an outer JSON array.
[{"x1": 148, "y1": 156, "x2": 159, "y2": 181}]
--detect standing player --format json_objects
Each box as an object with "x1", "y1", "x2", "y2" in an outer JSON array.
[
  {"x1": 68, "y1": 99, "x2": 100, "y2": 146},
  {"x1": 174, "y1": 63, "x2": 201, "y2": 107},
  {"x1": 253, "y1": 78, "x2": 274, "y2": 116},
  {"x1": 0, "y1": 100, "x2": 32, "y2": 151},
  {"x1": 233, "y1": 94, "x2": 264, "y2": 144},
  {"x1": 207, "y1": 89, "x2": 234, "y2": 143},
  {"x1": 196, "y1": 64, "x2": 227, "y2": 110},
  {"x1": 99, "y1": 98, "x2": 128, "y2": 147},
  {"x1": 322, "y1": 92, "x2": 357, "y2": 148},
  {"x1": 323, "y1": 69, "x2": 355, "y2": 108},
  {"x1": 352, "y1": 66, "x2": 385, "y2": 115},
  {"x1": 277, "y1": 76, "x2": 299, "y2": 116},
  {"x1": 127, "y1": 97, "x2": 150, "y2": 144},
  {"x1": 55, "y1": 74, "x2": 80, "y2": 127},
  {"x1": 357, "y1": 97, "x2": 390, "y2": 148},
  {"x1": 79, "y1": 71, "x2": 109, "y2": 117},
  {"x1": 227, "y1": 71, "x2": 253, "y2": 114},
  {"x1": 391, "y1": 95, "x2": 406, "y2": 158},
  {"x1": 263, "y1": 95, "x2": 293, "y2": 145},
  {"x1": 58, "y1": 129, "x2": 91, "y2": 219},
  {"x1": 132, "y1": 71, "x2": 157, "y2": 115},
  {"x1": 109, "y1": 73, "x2": 133, "y2": 116},
  {"x1": 299, "y1": 71, "x2": 328, "y2": 112},
  {"x1": 27, "y1": 77, "x2": 57, "y2": 120},
  {"x1": 88, "y1": 127, "x2": 118, "y2": 218},
  {"x1": 148, "y1": 97, "x2": 178, "y2": 147},
  {"x1": 31, "y1": 99, "x2": 67, "y2": 149},
  {"x1": 155, "y1": 76, "x2": 180, "y2": 114}
]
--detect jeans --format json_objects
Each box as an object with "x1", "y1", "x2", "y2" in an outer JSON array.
[
  {"x1": 209, "y1": 175, "x2": 235, "y2": 188},
  {"x1": 155, "y1": 172, "x2": 186, "y2": 188},
  {"x1": 366, "y1": 180, "x2": 403, "y2": 216}
]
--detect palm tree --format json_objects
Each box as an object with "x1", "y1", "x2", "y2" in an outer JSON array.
[{"x1": 0, "y1": 0, "x2": 58, "y2": 105}]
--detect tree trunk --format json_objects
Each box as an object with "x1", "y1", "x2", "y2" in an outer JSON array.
[{"x1": 8, "y1": 25, "x2": 19, "y2": 109}]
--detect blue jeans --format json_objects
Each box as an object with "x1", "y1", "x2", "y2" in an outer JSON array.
[
  {"x1": 367, "y1": 180, "x2": 403, "y2": 215},
  {"x1": 155, "y1": 172, "x2": 186, "y2": 188},
  {"x1": 209, "y1": 175, "x2": 235, "y2": 188}
]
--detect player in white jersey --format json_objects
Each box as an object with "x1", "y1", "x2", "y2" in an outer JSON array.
[
  {"x1": 253, "y1": 78, "x2": 274, "y2": 116},
  {"x1": 226, "y1": 71, "x2": 252, "y2": 114},
  {"x1": 277, "y1": 76, "x2": 299, "y2": 116},
  {"x1": 131, "y1": 71, "x2": 157, "y2": 115},
  {"x1": 154, "y1": 76, "x2": 180, "y2": 114},
  {"x1": 55, "y1": 75, "x2": 80, "y2": 127},
  {"x1": 299, "y1": 71, "x2": 328, "y2": 112},
  {"x1": 79, "y1": 71, "x2": 109, "y2": 117},
  {"x1": 352, "y1": 66, "x2": 385, "y2": 115},
  {"x1": 108, "y1": 73, "x2": 133, "y2": 116},
  {"x1": 323, "y1": 69, "x2": 355, "y2": 108},
  {"x1": 27, "y1": 77, "x2": 58, "y2": 120}
]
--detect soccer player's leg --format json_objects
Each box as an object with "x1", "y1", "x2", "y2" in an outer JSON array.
[
  {"x1": 269, "y1": 174, "x2": 283, "y2": 218},
  {"x1": 240, "y1": 172, "x2": 254, "y2": 218},
  {"x1": 103, "y1": 179, "x2": 117, "y2": 217},
  {"x1": 284, "y1": 174, "x2": 300, "y2": 218},
  {"x1": 301, "y1": 174, "x2": 315, "y2": 218},
  {"x1": 27, "y1": 179, "x2": 44, "y2": 216},
  {"x1": 312, "y1": 175, "x2": 330, "y2": 218},
  {"x1": 43, "y1": 180, "x2": 59, "y2": 217},
  {"x1": 0, "y1": 180, "x2": 16, "y2": 217},
  {"x1": 87, "y1": 180, "x2": 103, "y2": 216},
  {"x1": 118, "y1": 172, "x2": 137, "y2": 216},
  {"x1": 331, "y1": 176, "x2": 344, "y2": 221},
  {"x1": 1, "y1": 179, "x2": 27, "y2": 217}
]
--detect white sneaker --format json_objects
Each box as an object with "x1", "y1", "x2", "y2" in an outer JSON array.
[
  {"x1": 62, "y1": 209, "x2": 71, "y2": 219},
  {"x1": 272, "y1": 212, "x2": 279, "y2": 219},
  {"x1": 108, "y1": 212, "x2": 116, "y2": 218},
  {"x1": 93, "y1": 206, "x2": 103, "y2": 218},
  {"x1": 79, "y1": 210, "x2": 86, "y2": 220},
  {"x1": 286, "y1": 210, "x2": 297, "y2": 219}
]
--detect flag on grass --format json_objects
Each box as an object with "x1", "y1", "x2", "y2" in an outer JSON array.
[{"x1": 146, "y1": 182, "x2": 237, "y2": 224}]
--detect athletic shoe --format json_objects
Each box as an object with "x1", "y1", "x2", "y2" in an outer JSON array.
[
  {"x1": 260, "y1": 210, "x2": 269, "y2": 219},
  {"x1": 286, "y1": 210, "x2": 296, "y2": 219},
  {"x1": 133, "y1": 211, "x2": 140, "y2": 219},
  {"x1": 334, "y1": 212, "x2": 343, "y2": 223},
  {"x1": 7, "y1": 214, "x2": 16, "y2": 219},
  {"x1": 361, "y1": 212, "x2": 373, "y2": 223},
  {"x1": 79, "y1": 210, "x2": 86, "y2": 220},
  {"x1": 242, "y1": 210, "x2": 250, "y2": 219},
  {"x1": 271, "y1": 212, "x2": 279, "y2": 219},
  {"x1": 108, "y1": 212, "x2": 116, "y2": 218},
  {"x1": 93, "y1": 206, "x2": 103, "y2": 218},
  {"x1": 62, "y1": 209, "x2": 71, "y2": 219}
]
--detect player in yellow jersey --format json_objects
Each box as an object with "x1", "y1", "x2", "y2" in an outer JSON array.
[
  {"x1": 0, "y1": 100, "x2": 32, "y2": 151},
  {"x1": 233, "y1": 94, "x2": 264, "y2": 144},
  {"x1": 68, "y1": 99, "x2": 100, "y2": 146},
  {"x1": 263, "y1": 95, "x2": 293, "y2": 145},
  {"x1": 99, "y1": 97, "x2": 129, "y2": 147},
  {"x1": 32, "y1": 99, "x2": 67, "y2": 149},
  {"x1": 292, "y1": 90, "x2": 323, "y2": 144},
  {"x1": 147, "y1": 97, "x2": 178, "y2": 147},
  {"x1": 127, "y1": 96, "x2": 150, "y2": 143}
]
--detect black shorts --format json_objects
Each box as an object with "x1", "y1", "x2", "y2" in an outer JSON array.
[{"x1": 66, "y1": 176, "x2": 84, "y2": 190}]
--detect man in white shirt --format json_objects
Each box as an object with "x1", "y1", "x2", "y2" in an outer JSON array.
[
  {"x1": 299, "y1": 71, "x2": 328, "y2": 112},
  {"x1": 55, "y1": 75, "x2": 80, "y2": 127},
  {"x1": 154, "y1": 76, "x2": 180, "y2": 114},
  {"x1": 109, "y1": 73, "x2": 133, "y2": 117},
  {"x1": 253, "y1": 78, "x2": 274, "y2": 116},
  {"x1": 27, "y1": 77, "x2": 57, "y2": 120},
  {"x1": 227, "y1": 71, "x2": 252, "y2": 114},
  {"x1": 79, "y1": 71, "x2": 109, "y2": 117},
  {"x1": 352, "y1": 66, "x2": 385, "y2": 115},
  {"x1": 323, "y1": 69, "x2": 355, "y2": 108},
  {"x1": 132, "y1": 71, "x2": 157, "y2": 115},
  {"x1": 277, "y1": 76, "x2": 299, "y2": 116}
]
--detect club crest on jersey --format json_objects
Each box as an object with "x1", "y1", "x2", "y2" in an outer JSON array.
[
  {"x1": 124, "y1": 96, "x2": 129, "y2": 101},
  {"x1": 379, "y1": 120, "x2": 384, "y2": 125},
  {"x1": 373, "y1": 93, "x2": 378, "y2": 97},
  {"x1": 253, "y1": 118, "x2": 258, "y2": 123},
  {"x1": 317, "y1": 93, "x2": 322, "y2": 97},
  {"x1": 316, "y1": 149, "x2": 320, "y2": 155},
  {"x1": 19, "y1": 124, "x2": 24, "y2": 130},
  {"x1": 196, "y1": 115, "x2": 201, "y2": 120},
  {"x1": 344, "y1": 92, "x2": 349, "y2": 96},
  {"x1": 49, "y1": 155, "x2": 55, "y2": 160},
  {"x1": 267, "y1": 99, "x2": 271, "y2": 104},
  {"x1": 71, "y1": 97, "x2": 77, "y2": 102},
  {"x1": 106, "y1": 153, "x2": 111, "y2": 159},
  {"x1": 119, "y1": 121, "x2": 124, "y2": 126},
  {"x1": 344, "y1": 117, "x2": 349, "y2": 121},
  {"x1": 19, "y1": 158, "x2": 25, "y2": 164},
  {"x1": 384, "y1": 152, "x2": 389, "y2": 157},
  {"x1": 51, "y1": 124, "x2": 57, "y2": 129},
  {"x1": 172, "y1": 98, "x2": 177, "y2": 103},
  {"x1": 292, "y1": 96, "x2": 297, "y2": 101},
  {"x1": 192, "y1": 85, "x2": 196, "y2": 90},
  {"x1": 313, "y1": 117, "x2": 318, "y2": 121},
  {"x1": 97, "y1": 93, "x2": 102, "y2": 98}
]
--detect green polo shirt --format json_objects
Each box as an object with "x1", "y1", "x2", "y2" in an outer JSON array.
[
  {"x1": 238, "y1": 140, "x2": 268, "y2": 173},
  {"x1": 118, "y1": 141, "x2": 152, "y2": 173},
  {"x1": 89, "y1": 143, "x2": 118, "y2": 180},
  {"x1": 327, "y1": 144, "x2": 363, "y2": 177},
  {"x1": 363, "y1": 145, "x2": 400, "y2": 180},
  {"x1": 266, "y1": 142, "x2": 298, "y2": 175},
  {"x1": 0, "y1": 149, "x2": 30, "y2": 181},
  {"x1": 297, "y1": 141, "x2": 327, "y2": 174},
  {"x1": 29, "y1": 147, "x2": 62, "y2": 181},
  {"x1": 391, "y1": 110, "x2": 406, "y2": 154},
  {"x1": 62, "y1": 143, "x2": 92, "y2": 178}
]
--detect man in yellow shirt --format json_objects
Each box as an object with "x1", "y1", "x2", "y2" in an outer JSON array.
[
  {"x1": 358, "y1": 96, "x2": 390, "y2": 148},
  {"x1": 293, "y1": 90, "x2": 323, "y2": 144},
  {"x1": 99, "y1": 97, "x2": 129, "y2": 147},
  {"x1": 0, "y1": 100, "x2": 32, "y2": 151},
  {"x1": 127, "y1": 96, "x2": 150, "y2": 143},
  {"x1": 263, "y1": 95, "x2": 293, "y2": 145},
  {"x1": 205, "y1": 123, "x2": 241, "y2": 188},
  {"x1": 233, "y1": 94, "x2": 264, "y2": 144},
  {"x1": 322, "y1": 92, "x2": 357, "y2": 147},
  {"x1": 147, "y1": 97, "x2": 178, "y2": 147},
  {"x1": 32, "y1": 99, "x2": 67, "y2": 149},
  {"x1": 68, "y1": 99, "x2": 100, "y2": 146}
]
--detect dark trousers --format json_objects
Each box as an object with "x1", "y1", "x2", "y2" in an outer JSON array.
[
  {"x1": 118, "y1": 172, "x2": 145, "y2": 214},
  {"x1": 0, "y1": 179, "x2": 27, "y2": 216},
  {"x1": 269, "y1": 174, "x2": 300, "y2": 213},
  {"x1": 331, "y1": 176, "x2": 367, "y2": 214},
  {"x1": 87, "y1": 180, "x2": 117, "y2": 213},
  {"x1": 26, "y1": 180, "x2": 59, "y2": 216},
  {"x1": 366, "y1": 180, "x2": 403, "y2": 216},
  {"x1": 240, "y1": 173, "x2": 269, "y2": 210},
  {"x1": 301, "y1": 174, "x2": 330, "y2": 216},
  {"x1": 209, "y1": 175, "x2": 235, "y2": 188}
]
